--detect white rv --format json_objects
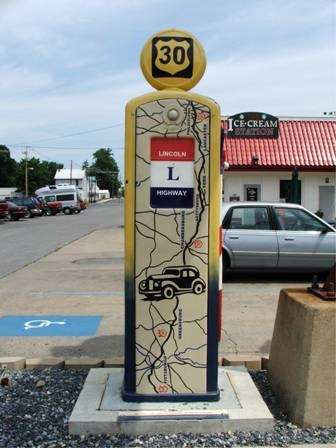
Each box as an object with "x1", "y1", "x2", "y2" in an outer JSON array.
[{"x1": 35, "y1": 185, "x2": 83, "y2": 214}]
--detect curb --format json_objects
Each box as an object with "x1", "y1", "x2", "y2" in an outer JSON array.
[{"x1": 0, "y1": 355, "x2": 269, "y2": 370}]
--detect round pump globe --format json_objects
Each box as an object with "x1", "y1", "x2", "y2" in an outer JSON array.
[{"x1": 140, "y1": 28, "x2": 206, "y2": 91}]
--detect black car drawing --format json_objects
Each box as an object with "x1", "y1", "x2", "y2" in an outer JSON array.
[{"x1": 138, "y1": 265, "x2": 206, "y2": 300}]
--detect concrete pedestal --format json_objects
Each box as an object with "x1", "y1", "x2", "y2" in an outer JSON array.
[
  {"x1": 69, "y1": 367, "x2": 273, "y2": 435},
  {"x1": 268, "y1": 289, "x2": 336, "y2": 427}
]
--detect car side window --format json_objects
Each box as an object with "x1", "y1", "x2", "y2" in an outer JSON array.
[
  {"x1": 45, "y1": 195, "x2": 56, "y2": 202},
  {"x1": 164, "y1": 269, "x2": 179, "y2": 276},
  {"x1": 229, "y1": 207, "x2": 270, "y2": 230},
  {"x1": 274, "y1": 207, "x2": 327, "y2": 231}
]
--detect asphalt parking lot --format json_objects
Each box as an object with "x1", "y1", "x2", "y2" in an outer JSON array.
[
  {"x1": 0, "y1": 199, "x2": 123, "y2": 279},
  {"x1": 0, "y1": 220, "x2": 314, "y2": 360}
]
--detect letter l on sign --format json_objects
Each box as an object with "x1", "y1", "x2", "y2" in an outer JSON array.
[{"x1": 167, "y1": 166, "x2": 179, "y2": 181}]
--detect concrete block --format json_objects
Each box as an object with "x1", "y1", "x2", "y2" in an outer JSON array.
[
  {"x1": 261, "y1": 356, "x2": 269, "y2": 370},
  {"x1": 244, "y1": 357, "x2": 262, "y2": 370},
  {"x1": 269, "y1": 289, "x2": 336, "y2": 427},
  {"x1": 25, "y1": 358, "x2": 65, "y2": 369},
  {"x1": 65, "y1": 357, "x2": 104, "y2": 370},
  {"x1": 223, "y1": 354, "x2": 261, "y2": 369},
  {"x1": 0, "y1": 357, "x2": 25, "y2": 370},
  {"x1": 222, "y1": 354, "x2": 244, "y2": 366},
  {"x1": 103, "y1": 357, "x2": 124, "y2": 368}
]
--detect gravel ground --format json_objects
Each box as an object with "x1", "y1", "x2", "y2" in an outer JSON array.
[{"x1": 0, "y1": 368, "x2": 335, "y2": 448}]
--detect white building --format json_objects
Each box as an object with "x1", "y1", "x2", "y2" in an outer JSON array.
[
  {"x1": 53, "y1": 169, "x2": 108, "y2": 202},
  {"x1": 54, "y1": 169, "x2": 89, "y2": 201},
  {"x1": 0, "y1": 187, "x2": 18, "y2": 199}
]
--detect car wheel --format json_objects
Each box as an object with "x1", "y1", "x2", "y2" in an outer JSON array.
[
  {"x1": 63, "y1": 207, "x2": 71, "y2": 215},
  {"x1": 24, "y1": 211, "x2": 31, "y2": 219},
  {"x1": 193, "y1": 282, "x2": 204, "y2": 295},
  {"x1": 163, "y1": 285, "x2": 175, "y2": 299},
  {"x1": 45, "y1": 208, "x2": 52, "y2": 216}
]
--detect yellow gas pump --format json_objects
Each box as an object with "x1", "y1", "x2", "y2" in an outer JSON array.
[{"x1": 123, "y1": 29, "x2": 222, "y2": 402}]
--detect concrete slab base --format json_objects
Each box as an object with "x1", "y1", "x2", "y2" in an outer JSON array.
[{"x1": 69, "y1": 367, "x2": 273, "y2": 435}]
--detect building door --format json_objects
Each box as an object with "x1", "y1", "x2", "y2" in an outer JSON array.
[
  {"x1": 319, "y1": 186, "x2": 335, "y2": 221},
  {"x1": 280, "y1": 179, "x2": 301, "y2": 203}
]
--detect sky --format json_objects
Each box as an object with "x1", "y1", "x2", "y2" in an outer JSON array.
[{"x1": 0, "y1": 0, "x2": 335, "y2": 179}]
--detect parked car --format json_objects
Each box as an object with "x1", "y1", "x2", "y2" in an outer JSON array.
[
  {"x1": 5, "y1": 201, "x2": 28, "y2": 221},
  {"x1": 34, "y1": 197, "x2": 50, "y2": 215},
  {"x1": 0, "y1": 201, "x2": 9, "y2": 220},
  {"x1": 79, "y1": 199, "x2": 86, "y2": 211},
  {"x1": 36, "y1": 197, "x2": 63, "y2": 216},
  {"x1": 139, "y1": 266, "x2": 206, "y2": 299},
  {"x1": 222, "y1": 202, "x2": 336, "y2": 275},
  {"x1": 46, "y1": 199, "x2": 63, "y2": 216},
  {"x1": 11, "y1": 197, "x2": 43, "y2": 218}
]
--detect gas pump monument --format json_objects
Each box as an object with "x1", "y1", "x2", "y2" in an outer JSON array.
[{"x1": 123, "y1": 28, "x2": 222, "y2": 402}]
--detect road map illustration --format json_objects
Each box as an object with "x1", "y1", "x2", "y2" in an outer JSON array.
[{"x1": 134, "y1": 98, "x2": 211, "y2": 395}]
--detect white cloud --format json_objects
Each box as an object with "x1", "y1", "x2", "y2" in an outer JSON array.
[
  {"x1": 0, "y1": 65, "x2": 53, "y2": 95},
  {"x1": 199, "y1": 41, "x2": 335, "y2": 116},
  {"x1": 0, "y1": 0, "x2": 334, "y2": 174}
]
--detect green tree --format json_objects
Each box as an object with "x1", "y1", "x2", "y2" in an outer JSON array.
[
  {"x1": 89, "y1": 148, "x2": 120, "y2": 196},
  {"x1": 16, "y1": 158, "x2": 63, "y2": 195},
  {"x1": 0, "y1": 145, "x2": 17, "y2": 187},
  {"x1": 82, "y1": 160, "x2": 89, "y2": 170}
]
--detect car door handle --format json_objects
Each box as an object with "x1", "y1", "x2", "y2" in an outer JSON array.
[
  {"x1": 228, "y1": 236, "x2": 239, "y2": 239},
  {"x1": 284, "y1": 237, "x2": 295, "y2": 241}
]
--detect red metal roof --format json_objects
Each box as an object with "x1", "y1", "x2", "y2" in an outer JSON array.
[{"x1": 222, "y1": 118, "x2": 336, "y2": 171}]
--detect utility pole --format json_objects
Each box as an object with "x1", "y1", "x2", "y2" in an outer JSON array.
[
  {"x1": 70, "y1": 160, "x2": 73, "y2": 185},
  {"x1": 24, "y1": 146, "x2": 28, "y2": 196}
]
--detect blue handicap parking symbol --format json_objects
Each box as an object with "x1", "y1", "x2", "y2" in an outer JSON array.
[{"x1": 0, "y1": 315, "x2": 102, "y2": 336}]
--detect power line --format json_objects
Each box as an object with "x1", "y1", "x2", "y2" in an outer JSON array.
[
  {"x1": 7, "y1": 144, "x2": 124, "y2": 151},
  {"x1": 11, "y1": 123, "x2": 124, "y2": 146}
]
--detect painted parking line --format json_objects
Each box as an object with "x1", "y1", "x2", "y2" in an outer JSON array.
[{"x1": 0, "y1": 315, "x2": 102, "y2": 336}]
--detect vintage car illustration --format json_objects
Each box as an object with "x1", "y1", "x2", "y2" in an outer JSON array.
[{"x1": 138, "y1": 265, "x2": 206, "y2": 299}]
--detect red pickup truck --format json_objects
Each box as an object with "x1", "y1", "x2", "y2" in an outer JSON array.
[
  {"x1": 45, "y1": 200, "x2": 63, "y2": 216},
  {"x1": 36, "y1": 197, "x2": 63, "y2": 216},
  {"x1": 0, "y1": 201, "x2": 9, "y2": 220}
]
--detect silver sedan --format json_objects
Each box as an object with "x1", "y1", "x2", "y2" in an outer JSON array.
[{"x1": 222, "y1": 202, "x2": 336, "y2": 274}]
